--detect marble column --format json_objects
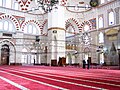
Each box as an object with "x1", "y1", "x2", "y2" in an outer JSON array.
[{"x1": 47, "y1": 3, "x2": 66, "y2": 65}]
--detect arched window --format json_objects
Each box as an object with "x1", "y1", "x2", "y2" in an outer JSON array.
[
  {"x1": 101, "y1": 0, "x2": 105, "y2": 4},
  {"x1": 66, "y1": 26, "x2": 75, "y2": 37},
  {"x1": 99, "y1": 32, "x2": 104, "y2": 43},
  {"x1": 0, "y1": 0, "x2": 3, "y2": 6},
  {"x1": 0, "y1": 22, "x2": 3, "y2": 30},
  {"x1": 0, "y1": 19, "x2": 16, "y2": 32},
  {"x1": 28, "y1": 24, "x2": 33, "y2": 34},
  {"x1": 21, "y1": 48, "x2": 28, "y2": 64},
  {"x1": 5, "y1": 0, "x2": 12, "y2": 8},
  {"x1": 33, "y1": 27, "x2": 37, "y2": 34},
  {"x1": 9, "y1": 23, "x2": 13, "y2": 31},
  {"x1": 14, "y1": 2, "x2": 19, "y2": 10},
  {"x1": 98, "y1": 16, "x2": 104, "y2": 28},
  {"x1": 84, "y1": 24, "x2": 89, "y2": 32},
  {"x1": 4, "y1": 21, "x2": 8, "y2": 30},
  {"x1": 0, "y1": 0, "x2": 12, "y2": 8},
  {"x1": 24, "y1": 24, "x2": 39, "y2": 35},
  {"x1": 108, "y1": 11, "x2": 115, "y2": 25}
]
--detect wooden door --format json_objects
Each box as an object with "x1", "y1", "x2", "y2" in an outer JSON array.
[{"x1": 1, "y1": 44, "x2": 9, "y2": 65}]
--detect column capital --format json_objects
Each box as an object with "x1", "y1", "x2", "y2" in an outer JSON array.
[
  {"x1": 48, "y1": 27, "x2": 65, "y2": 31},
  {"x1": 114, "y1": 7, "x2": 119, "y2": 12}
]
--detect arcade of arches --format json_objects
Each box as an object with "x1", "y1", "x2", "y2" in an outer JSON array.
[{"x1": 0, "y1": 0, "x2": 120, "y2": 67}]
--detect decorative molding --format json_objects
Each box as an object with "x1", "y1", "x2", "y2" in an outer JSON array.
[
  {"x1": 84, "y1": 47, "x2": 90, "y2": 53},
  {"x1": 0, "y1": 13, "x2": 4, "y2": 15},
  {"x1": 66, "y1": 7, "x2": 92, "y2": 13},
  {"x1": 40, "y1": 19, "x2": 47, "y2": 35},
  {"x1": 0, "y1": 14, "x2": 20, "y2": 30},
  {"x1": 105, "y1": 29, "x2": 118, "y2": 35},
  {"x1": 13, "y1": 15, "x2": 25, "y2": 28},
  {"x1": 98, "y1": 24, "x2": 120, "y2": 31},
  {"x1": 48, "y1": 27, "x2": 65, "y2": 31},
  {"x1": 65, "y1": 18, "x2": 81, "y2": 32},
  {"x1": 89, "y1": 18, "x2": 96, "y2": 29},
  {"x1": 61, "y1": 0, "x2": 67, "y2": 6},
  {"x1": 16, "y1": 0, "x2": 32, "y2": 11},
  {"x1": 108, "y1": 35, "x2": 117, "y2": 41},
  {"x1": 79, "y1": 20, "x2": 92, "y2": 31},
  {"x1": 21, "y1": 20, "x2": 41, "y2": 32}
]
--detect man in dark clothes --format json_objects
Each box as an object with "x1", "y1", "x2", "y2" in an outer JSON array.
[
  {"x1": 34, "y1": 58, "x2": 35, "y2": 65},
  {"x1": 87, "y1": 59, "x2": 90, "y2": 69},
  {"x1": 82, "y1": 60, "x2": 86, "y2": 69}
]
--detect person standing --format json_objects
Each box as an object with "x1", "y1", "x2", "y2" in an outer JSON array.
[
  {"x1": 82, "y1": 60, "x2": 86, "y2": 69},
  {"x1": 34, "y1": 58, "x2": 35, "y2": 65},
  {"x1": 87, "y1": 59, "x2": 90, "y2": 69}
]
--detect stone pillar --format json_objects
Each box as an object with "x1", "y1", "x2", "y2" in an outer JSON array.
[
  {"x1": 15, "y1": 31, "x2": 24, "y2": 65},
  {"x1": 114, "y1": 7, "x2": 120, "y2": 24},
  {"x1": 47, "y1": 4, "x2": 65, "y2": 65}
]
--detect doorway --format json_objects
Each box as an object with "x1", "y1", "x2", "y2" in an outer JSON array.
[{"x1": 1, "y1": 44, "x2": 10, "y2": 65}]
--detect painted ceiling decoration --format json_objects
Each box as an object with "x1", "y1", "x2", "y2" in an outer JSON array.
[
  {"x1": 89, "y1": 18, "x2": 96, "y2": 29},
  {"x1": 61, "y1": 0, "x2": 67, "y2": 6},
  {"x1": 20, "y1": 0, "x2": 28, "y2": 5},
  {"x1": 0, "y1": 13, "x2": 4, "y2": 16},
  {"x1": 13, "y1": 15, "x2": 25, "y2": 28},
  {"x1": 16, "y1": 0, "x2": 33, "y2": 11},
  {"x1": 16, "y1": 0, "x2": 99, "y2": 14}
]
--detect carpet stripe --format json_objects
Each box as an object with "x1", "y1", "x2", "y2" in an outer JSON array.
[
  {"x1": 1, "y1": 66, "x2": 120, "y2": 90},
  {"x1": 0, "y1": 75, "x2": 29, "y2": 90},
  {"x1": 4, "y1": 68, "x2": 120, "y2": 84},
  {"x1": 0, "y1": 70, "x2": 69, "y2": 90},
  {"x1": 19, "y1": 69, "x2": 120, "y2": 87},
  {"x1": 0, "y1": 68, "x2": 107, "y2": 90}
]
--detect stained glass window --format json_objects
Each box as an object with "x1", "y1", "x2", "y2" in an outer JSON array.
[
  {"x1": 108, "y1": 11, "x2": 114, "y2": 25},
  {"x1": 98, "y1": 16, "x2": 104, "y2": 28}
]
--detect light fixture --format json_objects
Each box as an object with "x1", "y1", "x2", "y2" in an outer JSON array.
[
  {"x1": 64, "y1": 0, "x2": 99, "y2": 13},
  {"x1": 81, "y1": 32, "x2": 91, "y2": 46},
  {"x1": 65, "y1": 1, "x2": 92, "y2": 13},
  {"x1": 27, "y1": 0, "x2": 99, "y2": 13},
  {"x1": 37, "y1": 0, "x2": 59, "y2": 13},
  {"x1": 89, "y1": 0, "x2": 99, "y2": 7}
]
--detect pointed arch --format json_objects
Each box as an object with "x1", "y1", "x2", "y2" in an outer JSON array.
[
  {"x1": 22, "y1": 20, "x2": 41, "y2": 35},
  {"x1": 0, "y1": 39, "x2": 16, "y2": 64},
  {"x1": 65, "y1": 18, "x2": 81, "y2": 34},
  {"x1": 108, "y1": 9, "x2": 115, "y2": 25},
  {"x1": 0, "y1": 14, "x2": 20, "y2": 30},
  {"x1": 40, "y1": 19, "x2": 48, "y2": 35},
  {"x1": 17, "y1": 0, "x2": 32, "y2": 11},
  {"x1": 79, "y1": 21, "x2": 92, "y2": 31}
]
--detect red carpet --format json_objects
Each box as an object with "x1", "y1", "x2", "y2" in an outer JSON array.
[
  {"x1": 0, "y1": 78, "x2": 19, "y2": 90},
  {"x1": 0, "y1": 66, "x2": 120, "y2": 90}
]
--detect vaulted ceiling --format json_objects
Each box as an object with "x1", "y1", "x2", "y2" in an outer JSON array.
[{"x1": 17, "y1": 0, "x2": 91, "y2": 14}]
